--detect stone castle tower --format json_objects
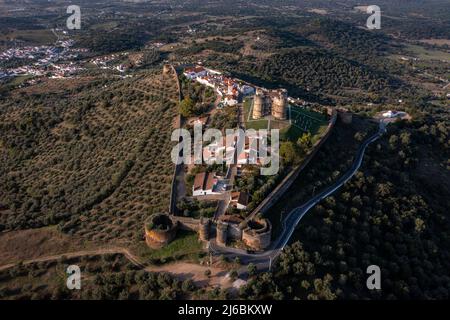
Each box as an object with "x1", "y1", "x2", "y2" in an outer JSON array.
[
  {"x1": 252, "y1": 88, "x2": 287, "y2": 120},
  {"x1": 198, "y1": 217, "x2": 210, "y2": 241},
  {"x1": 271, "y1": 89, "x2": 287, "y2": 120},
  {"x1": 252, "y1": 88, "x2": 265, "y2": 119},
  {"x1": 216, "y1": 222, "x2": 228, "y2": 246}
]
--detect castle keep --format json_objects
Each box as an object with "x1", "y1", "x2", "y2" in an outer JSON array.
[{"x1": 252, "y1": 88, "x2": 288, "y2": 120}]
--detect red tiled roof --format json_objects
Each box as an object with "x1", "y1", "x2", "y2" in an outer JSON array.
[
  {"x1": 193, "y1": 172, "x2": 206, "y2": 191},
  {"x1": 231, "y1": 192, "x2": 249, "y2": 206},
  {"x1": 193, "y1": 171, "x2": 216, "y2": 191}
]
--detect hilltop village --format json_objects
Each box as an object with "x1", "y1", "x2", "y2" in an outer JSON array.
[
  {"x1": 144, "y1": 65, "x2": 336, "y2": 253},
  {"x1": 183, "y1": 65, "x2": 289, "y2": 118}
]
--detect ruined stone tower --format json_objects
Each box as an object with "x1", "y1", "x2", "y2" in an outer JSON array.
[
  {"x1": 252, "y1": 88, "x2": 264, "y2": 119},
  {"x1": 198, "y1": 217, "x2": 211, "y2": 241},
  {"x1": 216, "y1": 221, "x2": 228, "y2": 246},
  {"x1": 271, "y1": 89, "x2": 287, "y2": 120}
]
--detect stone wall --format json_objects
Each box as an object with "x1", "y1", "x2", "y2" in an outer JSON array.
[
  {"x1": 171, "y1": 215, "x2": 201, "y2": 232},
  {"x1": 198, "y1": 218, "x2": 211, "y2": 241}
]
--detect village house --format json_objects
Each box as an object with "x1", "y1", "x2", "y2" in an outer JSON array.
[
  {"x1": 230, "y1": 191, "x2": 249, "y2": 210},
  {"x1": 192, "y1": 171, "x2": 221, "y2": 196},
  {"x1": 183, "y1": 66, "x2": 207, "y2": 80}
]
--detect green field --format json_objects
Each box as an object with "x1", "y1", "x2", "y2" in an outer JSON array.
[
  {"x1": 247, "y1": 119, "x2": 269, "y2": 130},
  {"x1": 288, "y1": 105, "x2": 328, "y2": 135},
  {"x1": 243, "y1": 98, "x2": 269, "y2": 130},
  {"x1": 135, "y1": 230, "x2": 204, "y2": 264}
]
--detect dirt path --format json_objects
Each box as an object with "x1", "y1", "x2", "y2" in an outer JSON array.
[{"x1": 0, "y1": 247, "x2": 231, "y2": 288}]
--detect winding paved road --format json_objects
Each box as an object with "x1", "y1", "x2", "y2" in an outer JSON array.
[{"x1": 209, "y1": 120, "x2": 386, "y2": 271}]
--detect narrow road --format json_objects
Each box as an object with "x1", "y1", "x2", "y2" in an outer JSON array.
[
  {"x1": 0, "y1": 247, "x2": 226, "y2": 287},
  {"x1": 209, "y1": 120, "x2": 386, "y2": 270},
  {"x1": 0, "y1": 247, "x2": 146, "y2": 272}
]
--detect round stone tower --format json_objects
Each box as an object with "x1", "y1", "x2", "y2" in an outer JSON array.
[
  {"x1": 242, "y1": 218, "x2": 272, "y2": 251},
  {"x1": 198, "y1": 217, "x2": 210, "y2": 241},
  {"x1": 144, "y1": 213, "x2": 178, "y2": 249},
  {"x1": 216, "y1": 221, "x2": 228, "y2": 246},
  {"x1": 252, "y1": 89, "x2": 264, "y2": 119},
  {"x1": 271, "y1": 89, "x2": 287, "y2": 120}
]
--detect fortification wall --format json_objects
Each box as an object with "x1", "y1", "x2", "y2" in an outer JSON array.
[
  {"x1": 167, "y1": 63, "x2": 182, "y2": 215},
  {"x1": 171, "y1": 216, "x2": 201, "y2": 232},
  {"x1": 198, "y1": 218, "x2": 211, "y2": 241},
  {"x1": 216, "y1": 222, "x2": 228, "y2": 246}
]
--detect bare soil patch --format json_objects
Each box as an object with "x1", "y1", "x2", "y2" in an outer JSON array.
[{"x1": 0, "y1": 227, "x2": 96, "y2": 265}]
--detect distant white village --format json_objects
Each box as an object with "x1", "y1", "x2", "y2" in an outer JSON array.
[
  {"x1": 0, "y1": 33, "x2": 139, "y2": 86},
  {"x1": 0, "y1": 40, "x2": 88, "y2": 80}
]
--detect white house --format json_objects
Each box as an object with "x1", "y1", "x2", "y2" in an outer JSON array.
[
  {"x1": 192, "y1": 172, "x2": 220, "y2": 196},
  {"x1": 230, "y1": 192, "x2": 249, "y2": 210},
  {"x1": 183, "y1": 66, "x2": 207, "y2": 80},
  {"x1": 224, "y1": 95, "x2": 238, "y2": 106}
]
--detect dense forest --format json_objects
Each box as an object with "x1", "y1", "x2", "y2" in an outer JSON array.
[
  {"x1": 240, "y1": 48, "x2": 401, "y2": 101},
  {"x1": 0, "y1": 253, "x2": 197, "y2": 300},
  {"x1": 240, "y1": 108, "x2": 450, "y2": 300}
]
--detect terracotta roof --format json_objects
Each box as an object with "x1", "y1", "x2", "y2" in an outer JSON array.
[
  {"x1": 205, "y1": 172, "x2": 216, "y2": 190},
  {"x1": 185, "y1": 66, "x2": 205, "y2": 73},
  {"x1": 193, "y1": 172, "x2": 206, "y2": 191},
  {"x1": 193, "y1": 171, "x2": 216, "y2": 191},
  {"x1": 231, "y1": 192, "x2": 249, "y2": 206}
]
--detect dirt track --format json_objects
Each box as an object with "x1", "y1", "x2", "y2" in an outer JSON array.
[{"x1": 0, "y1": 246, "x2": 230, "y2": 288}]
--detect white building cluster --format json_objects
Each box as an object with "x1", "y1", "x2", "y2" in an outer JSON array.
[
  {"x1": 183, "y1": 65, "x2": 255, "y2": 106},
  {"x1": 0, "y1": 40, "x2": 85, "y2": 79}
]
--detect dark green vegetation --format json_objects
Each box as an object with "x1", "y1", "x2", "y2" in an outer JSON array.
[
  {"x1": 208, "y1": 105, "x2": 238, "y2": 130},
  {"x1": 176, "y1": 198, "x2": 217, "y2": 219},
  {"x1": 179, "y1": 76, "x2": 215, "y2": 118},
  {"x1": 231, "y1": 165, "x2": 287, "y2": 218},
  {"x1": 177, "y1": 40, "x2": 244, "y2": 55},
  {"x1": 242, "y1": 108, "x2": 450, "y2": 299},
  {"x1": 0, "y1": 70, "x2": 179, "y2": 243},
  {"x1": 0, "y1": 254, "x2": 197, "y2": 299}
]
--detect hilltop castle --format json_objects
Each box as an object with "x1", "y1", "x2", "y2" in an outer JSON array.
[{"x1": 252, "y1": 88, "x2": 288, "y2": 120}]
